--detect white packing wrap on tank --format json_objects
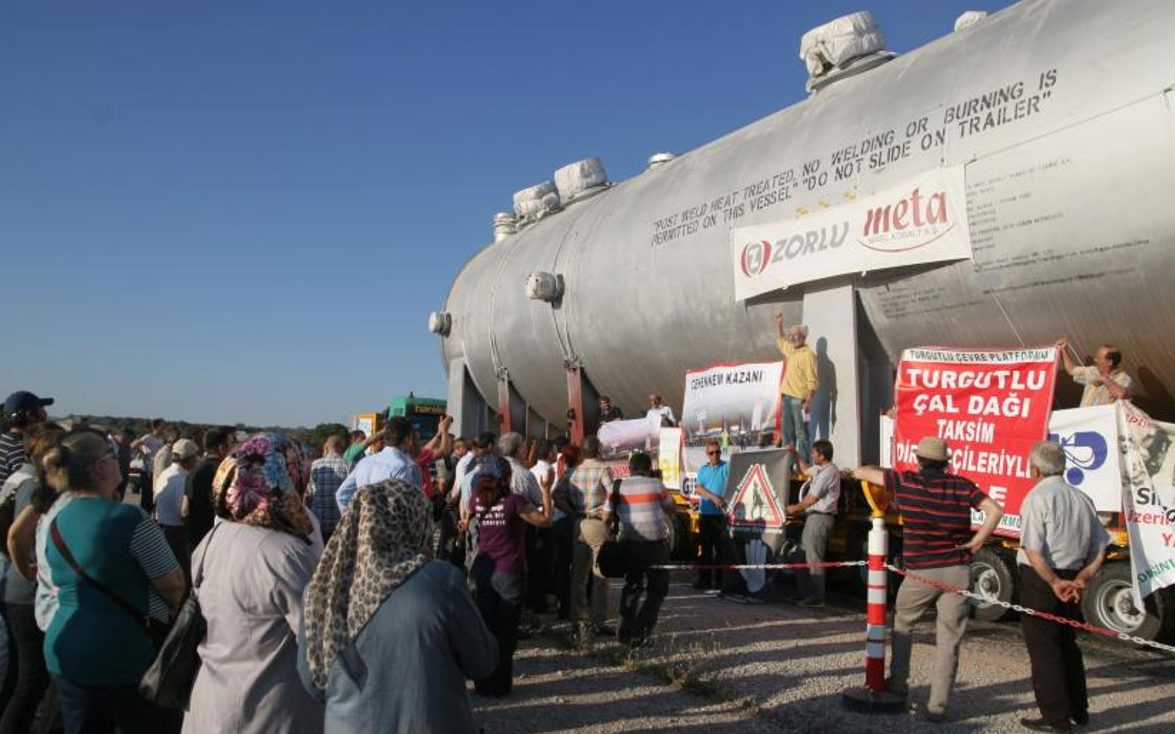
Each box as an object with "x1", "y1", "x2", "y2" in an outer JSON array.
[
  {"x1": 553, "y1": 157, "x2": 607, "y2": 203},
  {"x1": 597, "y1": 416, "x2": 661, "y2": 457},
  {"x1": 513, "y1": 181, "x2": 561, "y2": 222},
  {"x1": 954, "y1": 11, "x2": 988, "y2": 32},
  {"x1": 799, "y1": 11, "x2": 886, "y2": 78}
]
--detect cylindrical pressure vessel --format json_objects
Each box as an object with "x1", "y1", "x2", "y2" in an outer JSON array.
[{"x1": 440, "y1": 0, "x2": 1175, "y2": 429}]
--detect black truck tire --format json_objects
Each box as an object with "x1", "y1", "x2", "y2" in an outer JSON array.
[
  {"x1": 668, "y1": 512, "x2": 694, "y2": 561},
  {"x1": 1081, "y1": 561, "x2": 1175, "y2": 643},
  {"x1": 970, "y1": 547, "x2": 1019, "y2": 622}
]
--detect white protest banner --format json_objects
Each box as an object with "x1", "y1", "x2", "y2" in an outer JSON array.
[
  {"x1": 1047, "y1": 405, "x2": 1122, "y2": 512},
  {"x1": 880, "y1": 414, "x2": 894, "y2": 468},
  {"x1": 658, "y1": 427, "x2": 683, "y2": 489},
  {"x1": 730, "y1": 166, "x2": 972, "y2": 299},
  {"x1": 681, "y1": 361, "x2": 783, "y2": 472},
  {"x1": 1119, "y1": 402, "x2": 1175, "y2": 600}
]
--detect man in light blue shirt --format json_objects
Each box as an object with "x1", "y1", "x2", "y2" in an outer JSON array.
[
  {"x1": 693, "y1": 440, "x2": 731, "y2": 591},
  {"x1": 336, "y1": 418, "x2": 422, "y2": 513}
]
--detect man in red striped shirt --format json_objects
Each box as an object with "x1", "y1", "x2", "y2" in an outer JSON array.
[{"x1": 853, "y1": 436, "x2": 1003, "y2": 723}]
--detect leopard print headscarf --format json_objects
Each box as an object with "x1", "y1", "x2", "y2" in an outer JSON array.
[{"x1": 302, "y1": 478, "x2": 432, "y2": 690}]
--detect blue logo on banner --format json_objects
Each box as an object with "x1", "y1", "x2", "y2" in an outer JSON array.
[{"x1": 1047, "y1": 430, "x2": 1108, "y2": 486}]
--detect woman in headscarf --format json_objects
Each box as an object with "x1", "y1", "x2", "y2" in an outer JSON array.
[
  {"x1": 183, "y1": 433, "x2": 324, "y2": 734},
  {"x1": 468, "y1": 455, "x2": 553, "y2": 696},
  {"x1": 299, "y1": 478, "x2": 497, "y2": 733}
]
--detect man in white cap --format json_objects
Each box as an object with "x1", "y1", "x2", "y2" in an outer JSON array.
[
  {"x1": 853, "y1": 436, "x2": 1004, "y2": 723},
  {"x1": 155, "y1": 437, "x2": 201, "y2": 578}
]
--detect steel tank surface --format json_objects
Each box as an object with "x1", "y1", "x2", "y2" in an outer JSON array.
[{"x1": 440, "y1": 0, "x2": 1175, "y2": 435}]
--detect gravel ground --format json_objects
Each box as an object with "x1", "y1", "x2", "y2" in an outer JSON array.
[{"x1": 473, "y1": 574, "x2": 1175, "y2": 734}]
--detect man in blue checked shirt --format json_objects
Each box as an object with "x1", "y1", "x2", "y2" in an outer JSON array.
[{"x1": 307, "y1": 434, "x2": 349, "y2": 540}]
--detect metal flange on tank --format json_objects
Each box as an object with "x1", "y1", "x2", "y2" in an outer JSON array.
[
  {"x1": 526, "y1": 272, "x2": 564, "y2": 303},
  {"x1": 427, "y1": 311, "x2": 451, "y2": 336}
]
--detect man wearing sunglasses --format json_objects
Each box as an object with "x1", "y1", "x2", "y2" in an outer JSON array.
[{"x1": 693, "y1": 441, "x2": 731, "y2": 592}]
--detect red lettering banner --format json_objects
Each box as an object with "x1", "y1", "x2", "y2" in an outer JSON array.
[{"x1": 893, "y1": 346, "x2": 1058, "y2": 537}]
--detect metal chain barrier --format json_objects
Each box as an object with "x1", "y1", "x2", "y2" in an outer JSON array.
[
  {"x1": 886, "y1": 563, "x2": 1175, "y2": 656},
  {"x1": 648, "y1": 557, "x2": 1175, "y2": 656},
  {"x1": 649, "y1": 560, "x2": 868, "y2": 571}
]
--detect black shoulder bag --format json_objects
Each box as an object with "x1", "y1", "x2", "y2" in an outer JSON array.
[{"x1": 138, "y1": 522, "x2": 223, "y2": 709}]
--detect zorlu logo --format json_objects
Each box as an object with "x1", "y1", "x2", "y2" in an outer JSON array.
[
  {"x1": 1047, "y1": 430, "x2": 1109, "y2": 485},
  {"x1": 740, "y1": 240, "x2": 772, "y2": 278},
  {"x1": 739, "y1": 223, "x2": 850, "y2": 278}
]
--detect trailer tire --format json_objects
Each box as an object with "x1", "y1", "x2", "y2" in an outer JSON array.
[
  {"x1": 1081, "y1": 561, "x2": 1175, "y2": 642},
  {"x1": 668, "y1": 512, "x2": 693, "y2": 561},
  {"x1": 970, "y1": 548, "x2": 1018, "y2": 622}
]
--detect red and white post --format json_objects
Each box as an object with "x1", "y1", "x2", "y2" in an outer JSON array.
[
  {"x1": 842, "y1": 510, "x2": 906, "y2": 712},
  {"x1": 864, "y1": 516, "x2": 889, "y2": 692}
]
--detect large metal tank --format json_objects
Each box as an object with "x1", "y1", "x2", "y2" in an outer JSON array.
[{"x1": 438, "y1": 0, "x2": 1175, "y2": 456}]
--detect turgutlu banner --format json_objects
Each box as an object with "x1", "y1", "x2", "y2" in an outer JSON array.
[
  {"x1": 882, "y1": 403, "x2": 1123, "y2": 518},
  {"x1": 893, "y1": 346, "x2": 1057, "y2": 537},
  {"x1": 729, "y1": 166, "x2": 972, "y2": 299}
]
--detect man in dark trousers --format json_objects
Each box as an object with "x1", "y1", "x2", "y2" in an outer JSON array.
[
  {"x1": 693, "y1": 440, "x2": 730, "y2": 592},
  {"x1": 1017, "y1": 441, "x2": 1109, "y2": 733}
]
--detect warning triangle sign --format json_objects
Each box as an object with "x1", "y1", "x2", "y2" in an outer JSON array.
[{"x1": 728, "y1": 463, "x2": 784, "y2": 528}]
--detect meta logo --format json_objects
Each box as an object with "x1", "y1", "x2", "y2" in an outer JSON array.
[
  {"x1": 1047, "y1": 430, "x2": 1109, "y2": 486},
  {"x1": 739, "y1": 222, "x2": 850, "y2": 278},
  {"x1": 858, "y1": 186, "x2": 953, "y2": 253}
]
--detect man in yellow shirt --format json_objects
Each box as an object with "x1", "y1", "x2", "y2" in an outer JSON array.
[{"x1": 773, "y1": 314, "x2": 819, "y2": 458}]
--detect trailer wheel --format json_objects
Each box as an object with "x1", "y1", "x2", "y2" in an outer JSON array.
[
  {"x1": 970, "y1": 548, "x2": 1018, "y2": 622},
  {"x1": 1081, "y1": 562, "x2": 1175, "y2": 642},
  {"x1": 668, "y1": 512, "x2": 693, "y2": 560}
]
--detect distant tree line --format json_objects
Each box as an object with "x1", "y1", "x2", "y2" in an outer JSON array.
[{"x1": 61, "y1": 415, "x2": 351, "y2": 448}]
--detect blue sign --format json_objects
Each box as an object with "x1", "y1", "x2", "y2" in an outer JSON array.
[{"x1": 1047, "y1": 430, "x2": 1108, "y2": 486}]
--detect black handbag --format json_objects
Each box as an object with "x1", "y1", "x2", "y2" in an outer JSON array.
[
  {"x1": 595, "y1": 479, "x2": 629, "y2": 579},
  {"x1": 139, "y1": 523, "x2": 221, "y2": 710}
]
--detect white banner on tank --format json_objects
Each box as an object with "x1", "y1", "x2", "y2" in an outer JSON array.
[{"x1": 729, "y1": 166, "x2": 973, "y2": 299}]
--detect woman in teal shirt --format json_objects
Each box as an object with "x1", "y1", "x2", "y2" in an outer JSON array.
[{"x1": 38, "y1": 428, "x2": 185, "y2": 734}]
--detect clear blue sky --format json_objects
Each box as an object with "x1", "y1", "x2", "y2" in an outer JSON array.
[{"x1": 0, "y1": 0, "x2": 1013, "y2": 427}]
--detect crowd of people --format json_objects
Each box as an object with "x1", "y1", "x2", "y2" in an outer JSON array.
[
  {"x1": 0, "y1": 391, "x2": 679, "y2": 734},
  {"x1": 0, "y1": 326, "x2": 1136, "y2": 734}
]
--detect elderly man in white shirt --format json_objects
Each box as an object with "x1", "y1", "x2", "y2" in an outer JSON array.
[
  {"x1": 645, "y1": 394, "x2": 676, "y2": 427},
  {"x1": 784, "y1": 439, "x2": 841, "y2": 607},
  {"x1": 336, "y1": 418, "x2": 421, "y2": 513},
  {"x1": 1017, "y1": 441, "x2": 1110, "y2": 734}
]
